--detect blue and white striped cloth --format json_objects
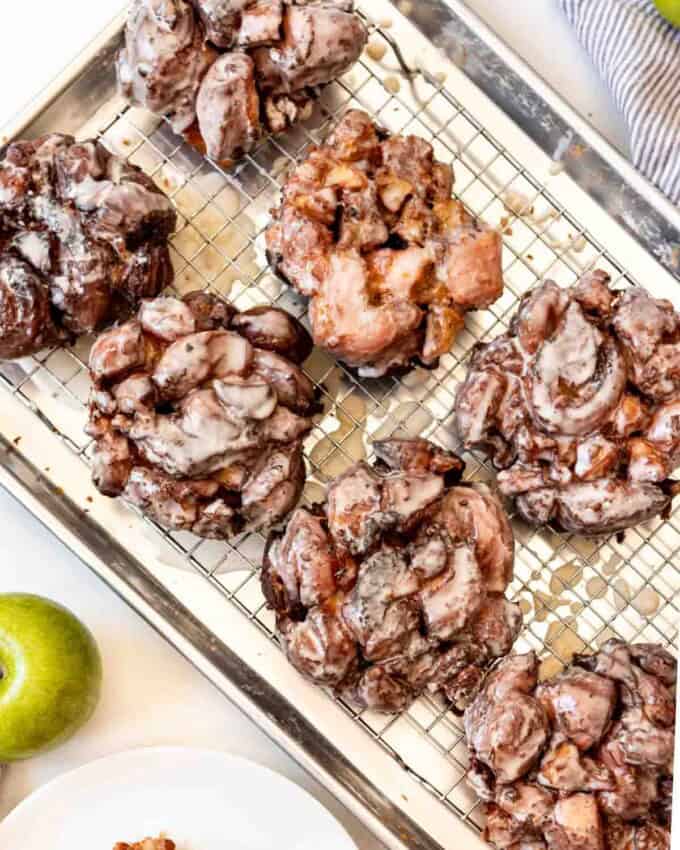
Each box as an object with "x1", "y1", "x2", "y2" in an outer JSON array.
[{"x1": 561, "y1": 0, "x2": 680, "y2": 204}]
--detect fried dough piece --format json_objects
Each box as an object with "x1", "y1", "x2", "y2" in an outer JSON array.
[{"x1": 267, "y1": 110, "x2": 504, "y2": 377}]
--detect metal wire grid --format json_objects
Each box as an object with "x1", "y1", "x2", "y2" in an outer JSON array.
[{"x1": 1, "y1": 10, "x2": 679, "y2": 837}]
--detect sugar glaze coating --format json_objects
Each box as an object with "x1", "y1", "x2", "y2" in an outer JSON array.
[
  {"x1": 465, "y1": 641, "x2": 675, "y2": 850},
  {"x1": 262, "y1": 439, "x2": 520, "y2": 713},
  {"x1": 267, "y1": 110, "x2": 505, "y2": 377},
  {"x1": 118, "y1": 0, "x2": 368, "y2": 163},
  {"x1": 0, "y1": 134, "x2": 176, "y2": 359},
  {"x1": 455, "y1": 272, "x2": 680, "y2": 535},
  {"x1": 87, "y1": 291, "x2": 317, "y2": 539}
]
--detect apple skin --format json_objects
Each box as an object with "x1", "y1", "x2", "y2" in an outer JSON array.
[
  {"x1": 654, "y1": 0, "x2": 680, "y2": 26},
  {"x1": 0, "y1": 594, "x2": 102, "y2": 761}
]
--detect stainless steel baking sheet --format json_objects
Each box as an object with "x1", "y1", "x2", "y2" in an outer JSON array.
[{"x1": 1, "y1": 3, "x2": 678, "y2": 849}]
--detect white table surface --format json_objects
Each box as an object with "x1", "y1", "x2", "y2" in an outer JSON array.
[{"x1": 0, "y1": 2, "x2": 629, "y2": 847}]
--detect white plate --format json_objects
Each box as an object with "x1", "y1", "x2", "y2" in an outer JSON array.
[{"x1": 0, "y1": 746, "x2": 357, "y2": 850}]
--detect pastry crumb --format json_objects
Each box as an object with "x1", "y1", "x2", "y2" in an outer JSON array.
[{"x1": 113, "y1": 838, "x2": 175, "y2": 850}]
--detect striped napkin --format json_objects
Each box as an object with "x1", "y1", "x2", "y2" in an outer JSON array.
[{"x1": 560, "y1": 0, "x2": 680, "y2": 204}]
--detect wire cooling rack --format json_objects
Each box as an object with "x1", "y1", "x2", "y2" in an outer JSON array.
[{"x1": 1, "y1": 3, "x2": 678, "y2": 842}]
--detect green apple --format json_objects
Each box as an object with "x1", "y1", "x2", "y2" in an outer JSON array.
[
  {"x1": 0, "y1": 594, "x2": 102, "y2": 761},
  {"x1": 654, "y1": 0, "x2": 680, "y2": 26}
]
